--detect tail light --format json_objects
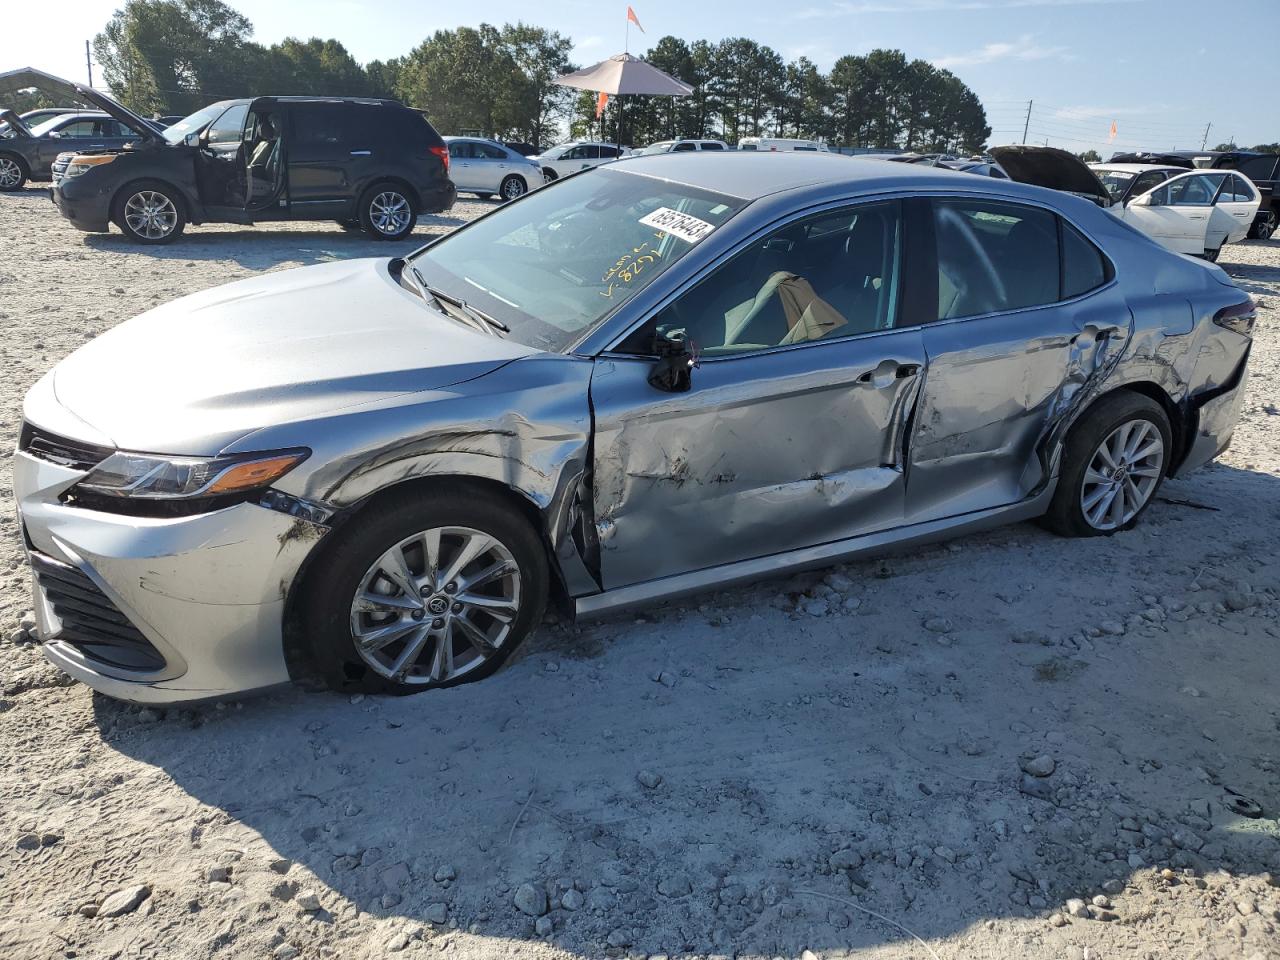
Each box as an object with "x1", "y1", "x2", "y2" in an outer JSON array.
[
  {"x1": 1213, "y1": 297, "x2": 1256, "y2": 336},
  {"x1": 429, "y1": 145, "x2": 449, "y2": 174}
]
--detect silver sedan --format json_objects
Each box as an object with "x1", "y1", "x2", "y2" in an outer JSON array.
[{"x1": 16, "y1": 153, "x2": 1255, "y2": 703}]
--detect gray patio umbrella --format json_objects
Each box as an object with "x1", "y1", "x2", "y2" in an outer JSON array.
[{"x1": 554, "y1": 53, "x2": 693, "y2": 148}]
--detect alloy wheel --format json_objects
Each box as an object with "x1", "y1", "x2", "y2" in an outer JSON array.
[
  {"x1": 124, "y1": 190, "x2": 178, "y2": 240},
  {"x1": 0, "y1": 157, "x2": 23, "y2": 188},
  {"x1": 369, "y1": 190, "x2": 411, "y2": 236},
  {"x1": 1079, "y1": 418, "x2": 1164, "y2": 531},
  {"x1": 502, "y1": 176, "x2": 526, "y2": 200},
  {"x1": 349, "y1": 526, "x2": 521, "y2": 685}
]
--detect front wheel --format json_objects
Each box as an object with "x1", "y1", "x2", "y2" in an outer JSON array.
[
  {"x1": 0, "y1": 154, "x2": 27, "y2": 191},
  {"x1": 358, "y1": 183, "x2": 416, "y2": 241},
  {"x1": 1042, "y1": 392, "x2": 1171, "y2": 537},
  {"x1": 500, "y1": 175, "x2": 528, "y2": 201},
  {"x1": 1203, "y1": 244, "x2": 1221, "y2": 263},
  {"x1": 303, "y1": 487, "x2": 549, "y2": 694},
  {"x1": 113, "y1": 181, "x2": 186, "y2": 243}
]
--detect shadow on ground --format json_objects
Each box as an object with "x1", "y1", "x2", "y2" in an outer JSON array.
[{"x1": 96, "y1": 462, "x2": 1280, "y2": 957}]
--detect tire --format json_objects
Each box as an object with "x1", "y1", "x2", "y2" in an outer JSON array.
[
  {"x1": 1203, "y1": 245, "x2": 1221, "y2": 263},
  {"x1": 1042, "y1": 392, "x2": 1171, "y2": 538},
  {"x1": 499, "y1": 175, "x2": 528, "y2": 201},
  {"x1": 1249, "y1": 212, "x2": 1277, "y2": 241},
  {"x1": 335, "y1": 219, "x2": 362, "y2": 232},
  {"x1": 542, "y1": 167, "x2": 557, "y2": 183},
  {"x1": 112, "y1": 180, "x2": 186, "y2": 243},
  {"x1": 475, "y1": 193, "x2": 494, "y2": 201},
  {"x1": 358, "y1": 182, "x2": 416, "y2": 241},
  {"x1": 302, "y1": 485, "x2": 549, "y2": 694},
  {"x1": 0, "y1": 153, "x2": 27, "y2": 191}
]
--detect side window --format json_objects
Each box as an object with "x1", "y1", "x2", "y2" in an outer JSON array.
[
  {"x1": 701, "y1": 142, "x2": 724, "y2": 151},
  {"x1": 586, "y1": 146, "x2": 603, "y2": 160},
  {"x1": 933, "y1": 199, "x2": 1059, "y2": 320},
  {"x1": 1060, "y1": 221, "x2": 1109, "y2": 299},
  {"x1": 599, "y1": 146, "x2": 620, "y2": 159},
  {"x1": 478, "y1": 142, "x2": 507, "y2": 160},
  {"x1": 672, "y1": 141, "x2": 696, "y2": 152},
  {"x1": 54, "y1": 120, "x2": 99, "y2": 138},
  {"x1": 1169, "y1": 174, "x2": 1221, "y2": 205},
  {"x1": 1223, "y1": 175, "x2": 1256, "y2": 202},
  {"x1": 289, "y1": 105, "x2": 344, "y2": 152},
  {"x1": 447, "y1": 141, "x2": 471, "y2": 159},
  {"x1": 206, "y1": 103, "x2": 248, "y2": 144},
  {"x1": 647, "y1": 201, "x2": 903, "y2": 356},
  {"x1": 564, "y1": 145, "x2": 588, "y2": 160},
  {"x1": 1235, "y1": 156, "x2": 1278, "y2": 182},
  {"x1": 1131, "y1": 171, "x2": 1169, "y2": 196}
]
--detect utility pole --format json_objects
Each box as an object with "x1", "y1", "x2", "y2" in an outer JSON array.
[
  {"x1": 85, "y1": 40, "x2": 93, "y2": 87},
  {"x1": 1200, "y1": 122, "x2": 1212, "y2": 150},
  {"x1": 1022, "y1": 99, "x2": 1033, "y2": 144}
]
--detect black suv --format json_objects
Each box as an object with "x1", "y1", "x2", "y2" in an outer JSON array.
[{"x1": 52, "y1": 87, "x2": 455, "y2": 243}]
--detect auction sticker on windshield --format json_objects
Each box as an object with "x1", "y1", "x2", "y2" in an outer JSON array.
[{"x1": 639, "y1": 207, "x2": 716, "y2": 244}]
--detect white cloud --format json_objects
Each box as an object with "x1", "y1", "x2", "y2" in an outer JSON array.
[{"x1": 932, "y1": 34, "x2": 1070, "y2": 68}]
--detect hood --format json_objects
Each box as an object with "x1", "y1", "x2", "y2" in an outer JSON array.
[
  {"x1": 0, "y1": 109, "x2": 32, "y2": 137},
  {"x1": 988, "y1": 145, "x2": 1111, "y2": 204},
  {"x1": 49, "y1": 258, "x2": 534, "y2": 455},
  {"x1": 0, "y1": 67, "x2": 161, "y2": 143}
]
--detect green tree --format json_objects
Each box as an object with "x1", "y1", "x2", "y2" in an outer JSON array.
[{"x1": 1077, "y1": 149, "x2": 1101, "y2": 163}]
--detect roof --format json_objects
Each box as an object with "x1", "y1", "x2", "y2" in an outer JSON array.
[{"x1": 611, "y1": 151, "x2": 1051, "y2": 203}]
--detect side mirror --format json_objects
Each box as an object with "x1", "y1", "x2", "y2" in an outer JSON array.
[
  {"x1": 647, "y1": 331, "x2": 699, "y2": 393},
  {"x1": 1131, "y1": 193, "x2": 1154, "y2": 207},
  {"x1": 185, "y1": 132, "x2": 201, "y2": 147},
  {"x1": 47, "y1": 131, "x2": 61, "y2": 139}
]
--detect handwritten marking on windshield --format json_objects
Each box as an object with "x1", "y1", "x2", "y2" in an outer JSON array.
[{"x1": 600, "y1": 239, "x2": 664, "y2": 299}]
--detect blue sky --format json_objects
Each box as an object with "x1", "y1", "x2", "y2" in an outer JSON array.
[{"x1": 10, "y1": 0, "x2": 1279, "y2": 155}]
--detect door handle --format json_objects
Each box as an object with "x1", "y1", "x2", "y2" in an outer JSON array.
[
  {"x1": 856, "y1": 360, "x2": 919, "y2": 386},
  {"x1": 349, "y1": 150, "x2": 371, "y2": 156}
]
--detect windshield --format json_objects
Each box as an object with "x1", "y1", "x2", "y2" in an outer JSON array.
[
  {"x1": 1094, "y1": 169, "x2": 1135, "y2": 201},
  {"x1": 162, "y1": 104, "x2": 227, "y2": 144},
  {"x1": 410, "y1": 168, "x2": 746, "y2": 352}
]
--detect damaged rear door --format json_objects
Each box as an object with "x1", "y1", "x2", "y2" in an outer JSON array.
[
  {"x1": 906, "y1": 196, "x2": 1130, "y2": 523},
  {"x1": 588, "y1": 199, "x2": 927, "y2": 590}
]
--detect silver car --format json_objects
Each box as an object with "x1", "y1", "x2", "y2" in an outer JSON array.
[
  {"x1": 16, "y1": 153, "x2": 1254, "y2": 704},
  {"x1": 443, "y1": 136, "x2": 542, "y2": 201}
]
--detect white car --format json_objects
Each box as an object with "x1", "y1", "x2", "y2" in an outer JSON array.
[
  {"x1": 738, "y1": 137, "x2": 828, "y2": 152},
  {"x1": 443, "y1": 137, "x2": 543, "y2": 201},
  {"x1": 531, "y1": 141, "x2": 627, "y2": 182},
  {"x1": 1111, "y1": 169, "x2": 1260, "y2": 261},
  {"x1": 635, "y1": 139, "x2": 730, "y2": 155}
]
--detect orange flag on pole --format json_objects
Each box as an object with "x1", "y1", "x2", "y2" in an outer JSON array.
[
  {"x1": 1108, "y1": 120, "x2": 1117, "y2": 141},
  {"x1": 595, "y1": 91, "x2": 610, "y2": 118},
  {"x1": 627, "y1": 5, "x2": 645, "y2": 32}
]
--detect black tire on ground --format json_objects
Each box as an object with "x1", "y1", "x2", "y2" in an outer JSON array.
[
  {"x1": 499, "y1": 175, "x2": 528, "y2": 201},
  {"x1": 542, "y1": 168, "x2": 557, "y2": 183},
  {"x1": 357, "y1": 182, "x2": 417, "y2": 241},
  {"x1": 0, "y1": 153, "x2": 28, "y2": 191},
  {"x1": 1203, "y1": 245, "x2": 1221, "y2": 263},
  {"x1": 475, "y1": 193, "x2": 494, "y2": 201},
  {"x1": 1041, "y1": 391, "x2": 1172, "y2": 538},
  {"x1": 302, "y1": 484, "x2": 549, "y2": 694},
  {"x1": 1249, "y1": 212, "x2": 1277, "y2": 240},
  {"x1": 112, "y1": 180, "x2": 186, "y2": 244},
  {"x1": 335, "y1": 219, "x2": 362, "y2": 231}
]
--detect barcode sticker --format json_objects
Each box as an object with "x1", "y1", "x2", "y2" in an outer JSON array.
[{"x1": 639, "y1": 207, "x2": 716, "y2": 244}]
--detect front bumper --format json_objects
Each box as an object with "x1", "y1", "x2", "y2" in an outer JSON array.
[
  {"x1": 14, "y1": 446, "x2": 329, "y2": 703},
  {"x1": 52, "y1": 177, "x2": 112, "y2": 232}
]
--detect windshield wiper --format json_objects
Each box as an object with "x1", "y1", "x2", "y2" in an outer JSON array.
[{"x1": 399, "y1": 261, "x2": 510, "y2": 336}]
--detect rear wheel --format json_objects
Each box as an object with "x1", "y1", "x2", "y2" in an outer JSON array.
[
  {"x1": 500, "y1": 175, "x2": 528, "y2": 201},
  {"x1": 1042, "y1": 392, "x2": 1171, "y2": 537},
  {"x1": 303, "y1": 487, "x2": 549, "y2": 694},
  {"x1": 0, "y1": 154, "x2": 27, "y2": 191},
  {"x1": 1203, "y1": 244, "x2": 1221, "y2": 263},
  {"x1": 475, "y1": 193, "x2": 494, "y2": 201},
  {"x1": 358, "y1": 183, "x2": 416, "y2": 241},
  {"x1": 1249, "y1": 211, "x2": 1277, "y2": 240},
  {"x1": 113, "y1": 180, "x2": 186, "y2": 243}
]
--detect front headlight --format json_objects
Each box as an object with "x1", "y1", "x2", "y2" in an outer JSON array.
[
  {"x1": 63, "y1": 154, "x2": 118, "y2": 179},
  {"x1": 73, "y1": 449, "x2": 309, "y2": 501}
]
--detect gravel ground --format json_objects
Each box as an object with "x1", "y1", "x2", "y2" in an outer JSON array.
[{"x1": 1, "y1": 187, "x2": 1279, "y2": 960}]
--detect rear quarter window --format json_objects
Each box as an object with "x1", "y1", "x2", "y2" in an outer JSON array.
[{"x1": 1060, "y1": 221, "x2": 1109, "y2": 299}]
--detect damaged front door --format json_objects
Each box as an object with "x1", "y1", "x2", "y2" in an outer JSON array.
[
  {"x1": 589, "y1": 200, "x2": 926, "y2": 590},
  {"x1": 907, "y1": 197, "x2": 1131, "y2": 523}
]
